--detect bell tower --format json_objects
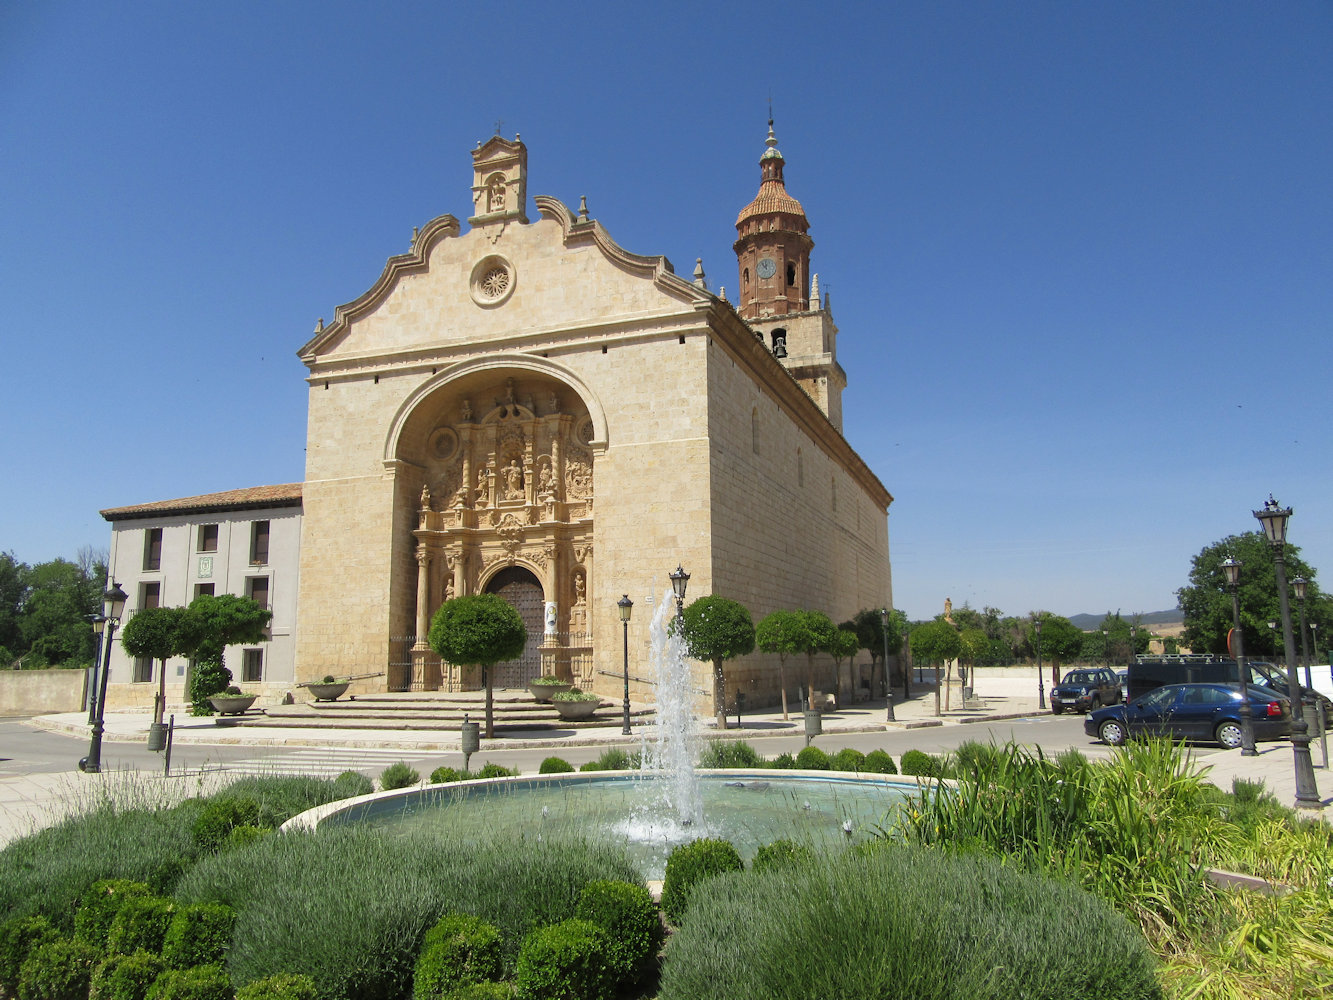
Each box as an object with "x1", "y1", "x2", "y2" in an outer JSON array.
[
  {"x1": 733, "y1": 120, "x2": 812, "y2": 321},
  {"x1": 733, "y1": 120, "x2": 846, "y2": 432}
]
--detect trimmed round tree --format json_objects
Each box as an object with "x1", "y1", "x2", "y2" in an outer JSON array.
[
  {"x1": 428, "y1": 594, "x2": 527, "y2": 738},
  {"x1": 825, "y1": 627, "x2": 860, "y2": 705},
  {"x1": 795, "y1": 610, "x2": 837, "y2": 711},
  {"x1": 121, "y1": 606, "x2": 191, "y2": 726},
  {"x1": 676, "y1": 595, "x2": 755, "y2": 731},
  {"x1": 909, "y1": 619, "x2": 961, "y2": 716},
  {"x1": 178, "y1": 594, "x2": 271, "y2": 715},
  {"x1": 755, "y1": 610, "x2": 804, "y2": 720}
]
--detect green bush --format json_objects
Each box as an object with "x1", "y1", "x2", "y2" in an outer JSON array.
[
  {"x1": 161, "y1": 903, "x2": 234, "y2": 970},
  {"x1": 0, "y1": 802, "x2": 205, "y2": 933},
  {"x1": 174, "y1": 828, "x2": 641, "y2": 1000},
  {"x1": 224, "y1": 827, "x2": 267, "y2": 852},
  {"x1": 574, "y1": 880, "x2": 661, "y2": 986},
  {"x1": 193, "y1": 799, "x2": 261, "y2": 854},
  {"x1": 830, "y1": 748, "x2": 865, "y2": 772},
  {"x1": 952, "y1": 740, "x2": 1004, "y2": 776},
  {"x1": 862, "y1": 749, "x2": 897, "y2": 774},
  {"x1": 106, "y1": 897, "x2": 176, "y2": 957},
  {"x1": 90, "y1": 951, "x2": 165, "y2": 1000},
  {"x1": 143, "y1": 963, "x2": 232, "y2": 1000},
  {"x1": 793, "y1": 746, "x2": 830, "y2": 770},
  {"x1": 577, "y1": 749, "x2": 630, "y2": 773},
  {"x1": 899, "y1": 749, "x2": 940, "y2": 777},
  {"x1": 437, "y1": 984, "x2": 510, "y2": 1000},
  {"x1": 74, "y1": 880, "x2": 155, "y2": 951},
  {"x1": 474, "y1": 764, "x2": 518, "y2": 780},
  {"x1": 537, "y1": 757, "x2": 574, "y2": 774},
  {"x1": 412, "y1": 914, "x2": 502, "y2": 999},
  {"x1": 512, "y1": 919, "x2": 612, "y2": 1000},
  {"x1": 331, "y1": 772, "x2": 374, "y2": 800},
  {"x1": 769, "y1": 752, "x2": 796, "y2": 769},
  {"x1": 428, "y1": 767, "x2": 468, "y2": 785},
  {"x1": 750, "y1": 840, "x2": 815, "y2": 874},
  {"x1": 1, "y1": 916, "x2": 61, "y2": 996},
  {"x1": 234, "y1": 973, "x2": 317, "y2": 1000},
  {"x1": 659, "y1": 839, "x2": 744, "y2": 925},
  {"x1": 17, "y1": 937, "x2": 99, "y2": 1000},
  {"x1": 697, "y1": 741, "x2": 764, "y2": 769},
  {"x1": 380, "y1": 763, "x2": 421, "y2": 790},
  {"x1": 659, "y1": 845, "x2": 1164, "y2": 1000},
  {"x1": 210, "y1": 777, "x2": 359, "y2": 829}
]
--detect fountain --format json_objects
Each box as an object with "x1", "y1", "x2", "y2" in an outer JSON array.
[{"x1": 287, "y1": 589, "x2": 915, "y2": 879}]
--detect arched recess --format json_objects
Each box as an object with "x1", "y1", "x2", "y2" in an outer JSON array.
[
  {"x1": 482, "y1": 565, "x2": 545, "y2": 688},
  {"x1": 393, "y1": 356, "x2": 599, "y2": 693}
]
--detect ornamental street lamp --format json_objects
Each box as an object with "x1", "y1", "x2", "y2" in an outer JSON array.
[
  {"x1": 81, "y1": 581, "x2": 127, "y2": 774},
  {"x1": 1293, "y1": 577, "x2": 1313, "y2": 691},
  {"x1": 1034, "y1": 616, "x2": 1045, "y2": 710},
  {"x1": 669, "y1": 565, "x2": 689, "y2": 617},
  {"x1": 1101, "y1": 628, "x2": 1109, "y2": 669},
  {"x1": 880, "y1": 608, "x2": 895, "y2": 722},
  {"x1": 1253, "y1": 497, "x2": 1322, "y2": 808},
  {"x1": 87, "y1": 614, "x2": 106, "y2": 724},
  {"x1": 618, "y1": 595, "x2": 633, "y2": 736},
  {"x1": 1221, "y1": 557, "x2": 1257, "y2": 755}
]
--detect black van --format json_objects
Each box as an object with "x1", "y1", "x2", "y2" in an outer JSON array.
[{"x1": 1127, "y1": 657, "x2": 1246, "y2": 703}]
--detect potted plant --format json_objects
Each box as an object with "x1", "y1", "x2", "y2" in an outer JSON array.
[
  {"x1": 307, "y1": 674, "x2": 351, "y2": 701},
  {"x1": 209, "y1": 685, "x2": 258, "y2": 716},
  {"x1": 551, "y1": 688, "x2": 602, "y2": 720},
  {"x1": 528, "y1": 674, "x2": 572, "y2": 702}
]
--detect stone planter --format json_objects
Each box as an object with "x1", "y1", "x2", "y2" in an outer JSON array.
[
  {"x1": 307, "y1": 682, "x2": 350, "y2": 702},
  {"x1": 553, "y1": 698, "x2": 601, "y2": 720},
  {"x1": 209, "y1": 694, "x2": 258, "y2": 716},
  {"x1": 529, "y1": 680, "x2": 572, "y2": 703}
]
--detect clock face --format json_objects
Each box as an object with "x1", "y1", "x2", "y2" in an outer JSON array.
[{"x1": 756, "y1": 256, "x2": 777, "y2": 279}]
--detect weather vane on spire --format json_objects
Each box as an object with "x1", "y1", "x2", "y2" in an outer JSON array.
[{"x1": 493, "y1": 119, "x2": 504, "y2": 136}]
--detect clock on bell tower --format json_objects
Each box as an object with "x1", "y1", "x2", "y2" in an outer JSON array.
[{"x1": 733, "y1": 119, "x2": 813, "y2": 321}]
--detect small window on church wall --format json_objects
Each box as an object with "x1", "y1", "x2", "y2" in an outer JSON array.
[
  {"x1": 797, "y1": 449, "x2": 804, "y2": 487},
  {"x1": 787, "y1": 263, "x2": 796, "y2": 287},
  {"x1": 743, "y1": 268, "x2": 749, "y2": 289},
  {"x1": 831, "y1": 476, "x2": 837, "y2": 512},
  {"x1": 751, "y1": 408, "x2": 760, "y2": 455}
]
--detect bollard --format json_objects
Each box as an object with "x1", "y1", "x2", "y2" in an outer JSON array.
[
  {"x1": 163, "y1": 715, "x2": 175, "y2": 776},
  {"x1": 460, "y1": 713, "x2": 481, "y2": 773},
  {"x1": 803, "y1": 708, "x2": 822, "y2": 747}
]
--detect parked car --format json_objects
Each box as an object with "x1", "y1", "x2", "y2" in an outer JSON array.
[
  {"x1": 1086, "y1": 683, "x2": 1291, "y2": 750},
  {"x1": 1116, "y1": 669, "x2": 1128, "y2": 701},
  {"x1": 1049, "y1": 668, "x2": 1122, "y2": 714}
]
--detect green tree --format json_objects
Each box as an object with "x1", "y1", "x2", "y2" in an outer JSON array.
[
  {"x1": 1177, "y1": 531, "x2": 1330, "y2": 658},
  {"x1": 958, "y1": 627, "x2": 989, "y2": 694},
  {"x1": 755, "y1": 610, "x2": 803, "y2": 720},
  {"x1": 16, "y1": 557, "x2": 104, "y2": 667},
  {"x1": 909, "y1": 619, "x2": 960, "y2": 716},
  {"x1": 428, "y1": 593, "x2": 527, "y2": 738},
  {"x1": 676, "y1": 595, "x2": 755, "y2": 731},
  {"x1": 1029, "y1": 614, "x2": 1083, "y2": 685},
  {"x1": 121, "y1": 606, "x2": 193, "y2": 726},
  {"x1": 0, "y1": 552, "x2": 30, "y2": 665},
  {"x1": 843, "y1": 608, "x2": 904, "y2": 697},
  {"x1": 825, "y1": 628, "x2": 860, "y2": 705},
  {"x1": 795, "y1": 610, "x2": 837, "y2": 711},
  {"x1": 180, "y1": 594, "x2": 272, "y2": 715}
]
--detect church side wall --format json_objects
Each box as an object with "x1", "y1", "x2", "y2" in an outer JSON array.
[{"x1": 704, "y1": 340, "x2": 891, "y2": 709}]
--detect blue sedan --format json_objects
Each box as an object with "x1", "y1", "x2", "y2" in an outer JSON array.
[{"x1": 1086, "y1": 683, "x2": 1290, "y2": 750}]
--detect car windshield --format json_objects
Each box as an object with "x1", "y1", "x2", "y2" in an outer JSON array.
[{"x1": 1063, "y1": 672, "x2": 1096, "y2": 686}]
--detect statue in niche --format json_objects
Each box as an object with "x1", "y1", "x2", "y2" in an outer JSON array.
[
  {"x1": 445, "y1": 578, "x2": 455, "y2": 602},
  {"x1": 487, "y1": 176, "x2": 505, "y2": 212},
  {"x1": 503, "y1": 458, "x2": 525, "y2": 500},
  {"x1": 574, "y1": 573, "x2": 586, "y2": 606},
  {"x1": 547, "y1": 392, "x2": 559, "y2": 414},
  {"x1": 460, "y1": 398, "x2": 473, "y2": 421},
  {"x1": 419, "y1": 484, "x2": 431, "y2": 510},
  {"x1": 537, "y1": 459, "x2": 555, "y2": 498}
]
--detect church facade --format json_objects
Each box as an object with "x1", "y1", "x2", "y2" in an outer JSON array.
[
  {"x1": 293, "y1": 127, "x2": 892, "y2": 709},
  {"x1": 99, "y1": 126, "x2": 893, "y2": 713}
]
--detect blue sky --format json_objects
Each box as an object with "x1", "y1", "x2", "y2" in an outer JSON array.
[{"x1": 2, "y1": 2, "x2": 1330, "y2": 622}]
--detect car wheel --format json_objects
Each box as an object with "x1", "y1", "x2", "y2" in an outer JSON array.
[
  {"x1": 1099, "y1": 719, "x2": 1127, "y2": 746},
  {"x1": 1216, "y1": 721, "x2": 1244, "y2": 750},
  {"x1": 1089, "y1": 695, "x2": 1101, "y2": 711},
  {"x1": 1050, "y1": 703, "x2": 1063, "y2": 715}
]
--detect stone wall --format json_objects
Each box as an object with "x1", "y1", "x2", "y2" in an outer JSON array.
[{"x1": 0, "y1": 669, "x2": 86, "y2": 716}]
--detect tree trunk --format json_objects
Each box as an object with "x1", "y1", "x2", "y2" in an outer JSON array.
[
  {"x1": 807, "y1": 654, "x2": 817, "y2": 711},
  {"x1": 713, "y1": 660, "x2": 727, "y2": 730},
  {"x1": 779, "y1": 660, "x2": 789, "y2": 720},
  {"x1": 934, "y1": 663, "x2": 941, "y2": 716},
  {"x1": 484, "y1": 667, "x2": 494, "y2": 739},
  {"x1": 944, "y1": 660, "x2": 952, "y2": 712},
  {"x1": 155, "y1": 657, "x2": 167, "y2": 726}
]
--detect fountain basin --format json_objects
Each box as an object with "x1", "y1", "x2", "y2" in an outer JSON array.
[{"x1": 284, "y1": 770, "x2": 917, "y2": 880}]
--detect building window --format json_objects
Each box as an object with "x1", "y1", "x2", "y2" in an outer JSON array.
[
  {"x1": 242, "y1": 648, "x2": 264, "y2": 683},
  {"x1": 751, "y1": 408, "x2": 760, "y2": 455},
  {"x1": 194, "y1": 583, "x2": 215, "y2": 599},
  {"x1": 197, "y1": 524, "x2": 218, "y2": 552},
  {"x1": 250, "y1": 521, "x2": 270, "y2": 565},
  {"x1": 140, "y1": 581, "x2": 161, "y2": 609},
  {"x1": 787, "y1": 262, "x2": 796, "y2": 287},
  {"x1": 133, "y1": 656, "x2": 153, "y2": 683},
  {"x1": 143, "y1": 528, "x2": 162, "y2": 571},
  {"x1": 246, "y1": 576, "x2": 270, "y2": 610}
]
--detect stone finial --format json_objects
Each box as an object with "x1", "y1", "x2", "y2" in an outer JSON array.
[
  {"x1": 315, "y1": 318, "x2": 324, "y2": 332},
  {"x1": 693, "y1": 258, "x2": 707, "y2": 289},
  {"x1": 719, "y1": 286, "x2": 727, "y2": 302},
  {"x1": 577, "y1": 195, "x2": 589, "y2": 222},
  {"x1": 810, "y1": 273, "x2": 819, "y2": 302},
  {"x1": 412, "y1": 226, "x2": 419, "y2": 242}
]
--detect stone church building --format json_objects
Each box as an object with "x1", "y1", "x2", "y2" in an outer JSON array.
[{"x1": 101, "y1": 125, "x2": 893, "y2": 712}]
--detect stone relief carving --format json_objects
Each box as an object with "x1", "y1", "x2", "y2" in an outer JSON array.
[{"x1": 566, "y1": 453, "x2": 592, "y2": 501}]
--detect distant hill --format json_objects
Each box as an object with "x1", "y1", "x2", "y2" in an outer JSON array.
[{"x1": 1068, "y1": 609, "x2": 1182, "y2": 630}]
